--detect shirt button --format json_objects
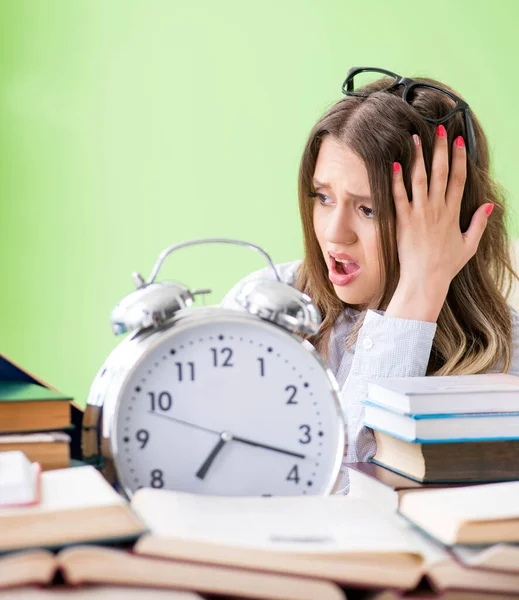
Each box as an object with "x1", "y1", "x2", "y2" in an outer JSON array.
[{"x1": 362, "y1": 337, "x2": 374, "y2": 350}]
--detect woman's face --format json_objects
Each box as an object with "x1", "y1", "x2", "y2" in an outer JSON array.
[{"x1": 312, "y1": 136, "x2": 382, "y2": 309}]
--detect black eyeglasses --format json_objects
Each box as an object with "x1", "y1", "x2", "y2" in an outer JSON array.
[{"x1": 341, "y1": 67, "x2": 477, "y2": 165}]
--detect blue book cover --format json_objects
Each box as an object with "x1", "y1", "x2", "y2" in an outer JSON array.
[
  {"x1": 361, "y1": 399, "x2": 519, "y2": 419},
  {"x1": 362, "y1": 399, "x2": 519, "y2": 443}
]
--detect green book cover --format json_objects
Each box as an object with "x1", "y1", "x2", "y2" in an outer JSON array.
[{"x1": 0, "y1": 381, "x2": 72, "y2": 402}]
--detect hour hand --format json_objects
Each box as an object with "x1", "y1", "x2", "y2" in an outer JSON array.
[{"x1": 196, "y1": 431, "x2": 233, "y2": 480}]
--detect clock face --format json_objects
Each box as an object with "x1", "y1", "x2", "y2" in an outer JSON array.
[{"x1": 112, "y1": 313, "x2": 344, "y2": 497}]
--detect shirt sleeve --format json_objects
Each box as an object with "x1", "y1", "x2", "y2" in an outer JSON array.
[
  {"x1": 350, "y1": 310, "x2": 438, "y2": 378},
  {"x1": 505, "y1": 308, "x2": 519, "y2": 375},
  {"x1": 334, "y1": 310, "x2": 437, "y2": 494}
]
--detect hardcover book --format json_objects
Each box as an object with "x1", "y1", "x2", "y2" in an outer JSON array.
[
  {"x1": 372, "y1": 429, "x2": 519, "y2": 483},
  {"x1": 0, "y1": 465, "x2": 145, "y2": 553},
  {"x1": 0, "y1": 352, "x2": 83, "y2": 459},
  {"x1": 363, "y1": 400, "x2": 519, "y2": 442},
  {"x1": 366, "y1": 373, "x2": 519, "y2": 415},
  {"x1": 398, "y1": 480, "x2": 519, "y2": 546},
  {"x1": 0, "y1": 432, "x2": 70, "y2": 471},
  {"x1": 0, "y1": 381, "x2": 71, "y2": 433}
]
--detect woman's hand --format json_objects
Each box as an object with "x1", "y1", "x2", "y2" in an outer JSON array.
[{"x1": 385, "y1": 125, "x2": 494, "y2": 323}]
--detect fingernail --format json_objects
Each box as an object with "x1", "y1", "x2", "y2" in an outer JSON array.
[
  {"x1": 393, "y1": 162, "x2": 401, "y2": 173},
  {"x1": 456, "y1": 136, "x2": 465, "y2": 148},
  {"x1": 485, "y1": 204, "x2": 494, "y2": 216},
  {"x1": 437, "y1": 124, "x2": 446, "y2": 138},
  {"x1": 412, "y1": 134, "x2": 420, "y2": 147}
]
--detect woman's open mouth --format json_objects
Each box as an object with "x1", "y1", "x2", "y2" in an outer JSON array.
[{"x1": 329, "y1": 255, "x2": 360, "y2": 286}]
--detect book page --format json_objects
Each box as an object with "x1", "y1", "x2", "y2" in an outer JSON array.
[
  {"x1": 0, "y1": 586, "x2": 204, "y2": 599},
  {"x1": 0, "y1": 432, "x2": 70, "y2": 444},
  {"x1": 452, "y1": 543, "x2": 519, "y2": 571},
  {"x1": 132, "y1": 489, "x2": 424, "y2": 555},
  {"x1": 368, "y1": 374, "x2": 519, "y2": 395},
  {"x1": 0, "y1": 466, "x2": 124, "y2": 516}
]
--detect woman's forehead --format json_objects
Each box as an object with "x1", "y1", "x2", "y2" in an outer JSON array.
[{"x1": 313, "y1": 137, "x2": 371, "y2": 199}]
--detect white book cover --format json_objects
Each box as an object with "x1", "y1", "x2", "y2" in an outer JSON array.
[{"x1": 366, "y1": 374, "x2": 519, "y2": 415}]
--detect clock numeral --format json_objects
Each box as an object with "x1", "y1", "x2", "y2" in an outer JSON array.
[
  {"x1": 285, "y1": 385, "x2": 298, "y2": 405},
  {"x1": 150, "y1": 469, "x2": 164, "y2": 488},
  {"x1": 257, "y1": 357, "x2": 265, "y2": 377},
  {"x1": 175, "y1": 361, "x2": 195, "y2": 382},
  {"x1": 298, "y1": 424, "x2": 311, "y2": 444},
  {"x1": 149, "y1": 391, "x2": 173, "y2": 412},
  {"x1": 210, "y1": 347, "x2": 234, "y2": 367},
  {"x1": 136, "y1": 429, "x2": 149, "y2": 449},
  {"x1": 286, "y1": 465, "x2": 300, "y2": 484}
]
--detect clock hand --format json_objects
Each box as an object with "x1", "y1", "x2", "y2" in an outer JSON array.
[
  {"x1": 196, "y1": 431, "x2": 232, "y2": 480},
  {"x1": 232, "y1": 435, "x2": 306, "y2": 459},
  {"x1": 147, "y1": 410, "x2": 219, "y2": 435},
  {"x1": 148, "y1": 410, "x2": 306, "y2": 459}
]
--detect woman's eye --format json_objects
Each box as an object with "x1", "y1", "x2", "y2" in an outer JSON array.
[
  {"x1": 309, "y1": 192, "x2": 333, "y2": 205},
  {"x1": 360, "y1": 205, "x2": 374, "y2": 218}
]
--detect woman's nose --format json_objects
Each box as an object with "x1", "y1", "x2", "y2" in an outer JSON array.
[{"x1": 326, "y1": 208, "x2": 357, "y2": 245}]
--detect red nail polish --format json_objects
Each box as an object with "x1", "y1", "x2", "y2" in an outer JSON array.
[
  {"x1": 456, "y1": 136, "x2": 465, "y2": 148},
  {"x1": 437, "y1": 124, "x2": 446, "y2": 138},
  {"x1": 393, "y1": 162, "x2": 400, "y2": 173},
  {"x1": 485, "y1": 204, "x2": 494, "y2": 217}
]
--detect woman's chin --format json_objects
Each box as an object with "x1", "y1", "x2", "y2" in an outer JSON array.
[
  {"x1": 331, "y1": 284, "x2": 377, "y2": 311},
  {"x1": 333, "y1": 287, "x2": 366, "y2": 307}
]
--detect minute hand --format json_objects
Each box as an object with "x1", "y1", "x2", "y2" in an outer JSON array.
[{"x1": 231, "y1": 435, "x2": 305, "y2": 459}]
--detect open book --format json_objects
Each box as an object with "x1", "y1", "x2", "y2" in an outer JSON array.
[
  {"x1": 0, "y1": 545, "x2": 345, "y2": 600},
  {"x1": 0, "y1": 465, "x2": 145, "y2": 552},
  {"x1": 129, "y1": 488, "x2": 519, "y2": 595},
  {"x1": 131, "y1": 489, "x2": 427, "y2": 590}
]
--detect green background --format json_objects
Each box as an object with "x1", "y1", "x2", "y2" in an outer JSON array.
[{"x1": 0, "y1": 0, "x2": 518, "y2": 406}]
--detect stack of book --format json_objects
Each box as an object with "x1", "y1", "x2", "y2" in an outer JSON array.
[
  {"x1": 0, "y1": 380, "x2": 73, "y2": 470},
  {"x1": 349, "y1": 373, "x2": 519, "y2": 509}
]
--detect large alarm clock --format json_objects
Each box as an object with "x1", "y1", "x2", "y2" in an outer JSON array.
[{"x1": 82, "y1": 239, "x2": 345, "y2": 498}]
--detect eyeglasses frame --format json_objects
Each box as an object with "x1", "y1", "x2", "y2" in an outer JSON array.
[{"x1": 341, "y1": 67, "x2": 478, "y2": 165}]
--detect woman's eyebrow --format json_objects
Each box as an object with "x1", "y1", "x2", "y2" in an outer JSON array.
[{"x1": 312, "y1": 179, "x2": 371, "y2": 201}]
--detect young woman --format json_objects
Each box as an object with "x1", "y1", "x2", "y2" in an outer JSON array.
[{"x1": 223, "y1": 67, "x2": 519, "y2": 492}]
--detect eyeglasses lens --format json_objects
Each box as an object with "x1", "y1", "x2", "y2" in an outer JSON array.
[
  {"x1": 404, "y1": 84, "x2": 459, "y2": 121},
  {"x1": 349, "y1": 71, "x2": 397, "y2": 94}
]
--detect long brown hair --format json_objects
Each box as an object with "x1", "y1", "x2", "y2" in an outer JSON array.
[{"x1": 296, "y1": 76, "x2": 517, "y2": 375}]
